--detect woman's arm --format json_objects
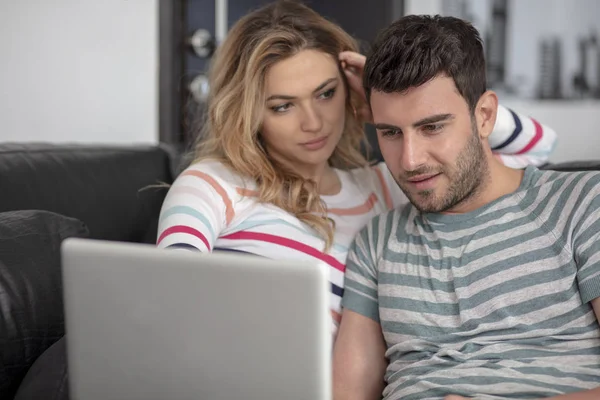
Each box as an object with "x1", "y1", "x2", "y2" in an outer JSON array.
[{"x1": 490, "y1": 104, "x2": 558, "y2": 168}]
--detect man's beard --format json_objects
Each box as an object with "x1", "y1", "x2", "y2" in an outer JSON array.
[{"x1": 396, "y1": 125, "x2": 490, "y2": 213}]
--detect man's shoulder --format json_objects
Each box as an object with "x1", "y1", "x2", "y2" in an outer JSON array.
[
  {"x1": 533, "y1": 167, "x2": 600, "y2": 187},
  {"x1": 523, "y1": 168, "x2": 600, "y2": 235},
  {"x1": 532, "y1": 168, "x2": 600, "y2": 199},
  {"x1": 358, "y1": 203, "x2": 416, "y2": 246}
]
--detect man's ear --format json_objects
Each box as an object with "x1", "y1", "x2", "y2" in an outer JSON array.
[{"x1": 474, "y1": 90, "x2": 498, "y2": 140}]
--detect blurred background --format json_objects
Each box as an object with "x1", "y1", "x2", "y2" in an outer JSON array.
[{"x1": 1, "y1": 0, "x2": 599, "y2": 163}]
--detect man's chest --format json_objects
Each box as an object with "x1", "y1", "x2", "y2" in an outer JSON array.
[{"x1": 377, "y1": 231, "x2": 581, "y2": 342}]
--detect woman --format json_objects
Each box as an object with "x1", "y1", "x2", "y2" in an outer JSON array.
[{"x1": 157, "y1": 0, "x2": 557, "y2": 334}]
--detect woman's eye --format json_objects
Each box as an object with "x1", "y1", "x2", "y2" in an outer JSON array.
[
  {"x1": 271, "y1": 103, "x2": 292, "y2": 113},
  {"x1": 319, "y1": 88, "x2": 336, "y2": 100}
]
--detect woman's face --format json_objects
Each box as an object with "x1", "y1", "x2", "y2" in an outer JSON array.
[{"x1": 261, "y1": 49, "x2": 347, "y2": 174}]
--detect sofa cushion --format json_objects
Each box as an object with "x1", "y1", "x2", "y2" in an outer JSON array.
[
  {"x1": 0, "y1": 144, "x2": 174, "y2": 244},
  {"x1": 541, "y1": 160, "x2": 600, "y2": 172},
  {"x1": 0, "y1": 210, "x2": 88, "y2": 399},
  {"x1": 13, "y1": 336, "x2": 69, "y2": 400}
]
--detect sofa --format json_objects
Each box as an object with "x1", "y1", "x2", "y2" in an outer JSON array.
[
  {"x1": 0, "y1": 143, "x2": 177, "y2": 399},
  {"x1": 1, "y1": 141, "x2": 599, "y2": 400}
]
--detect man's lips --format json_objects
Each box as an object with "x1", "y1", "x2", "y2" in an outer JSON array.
[
  {"x1": 407, "y1": 173, "x2": 441, "y2": 183},
  {"x1": 406, "y1": 173, "x2": 442, "y2": 191}
]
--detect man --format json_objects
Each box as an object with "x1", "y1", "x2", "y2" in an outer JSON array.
[{"x1": 333, "y1": 14, "x2": 600, "y2": 400}]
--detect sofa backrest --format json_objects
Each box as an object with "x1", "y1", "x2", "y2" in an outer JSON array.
[{"x1": 0, "y1": 143, "x2": 175, "y2": 244}]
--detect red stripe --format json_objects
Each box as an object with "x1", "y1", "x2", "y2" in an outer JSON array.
[
  {"x1": 221, "y1": 231, "x2": 345, "y2": 272},
  {"x1": 157, "y1": 225, "x2": 211, "y2": 250},
  {"x1": 517, "y1": 118, "x2": 543, "y2": 155}
]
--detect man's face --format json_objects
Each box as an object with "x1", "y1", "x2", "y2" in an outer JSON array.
[{"x1": 370, "y1": 75, "x2": 489, "y2": 213}]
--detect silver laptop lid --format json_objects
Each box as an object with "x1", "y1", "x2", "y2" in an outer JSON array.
[{"x1": 61, "y1": 238, "x2": 331, "y2": 400}]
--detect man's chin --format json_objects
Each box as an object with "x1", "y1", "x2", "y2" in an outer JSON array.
[
  {"x1": 413, "y1": 203, "x2": 443, "y2": 213},
  {"x1": 406, "y1": 193, "x2": 437, "y2": 213},
  {"x1": 406, "y1": 189, "x2": 458, "y2": 213}
]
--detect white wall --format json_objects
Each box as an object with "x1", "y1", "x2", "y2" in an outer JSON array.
[
  {"x1": 404, "y1": 0, "x2": 442, "y2": 16},
  {"x1": 0, "y1": 0, "x2": 158, "y2": 144},
  {"x1": 507, "y1": 0, "x2": 600, "y2": 100}
]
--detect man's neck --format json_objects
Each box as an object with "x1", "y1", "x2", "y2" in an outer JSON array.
[{"x1": 445, "y1": 156, "x2": 526, "y2": 215}]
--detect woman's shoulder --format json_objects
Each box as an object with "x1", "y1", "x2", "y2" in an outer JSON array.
[{"x1": 175, "y1": 158, "x2": 254, "y2": 190}]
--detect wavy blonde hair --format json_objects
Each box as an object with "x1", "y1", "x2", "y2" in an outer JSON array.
[{"x1": 193, "y1": 0, "x2": 369, "y2": 249}]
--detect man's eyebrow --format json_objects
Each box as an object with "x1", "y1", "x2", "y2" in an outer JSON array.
[
  {"x1": 412, "y1": 113, "x2": 454, "y2": 127},
  {"x1": 374, "y1": 123, "x2": 401, "y2": 131},
  {"x1": 374, "y1": 114, "x2": 455, "y2": 132},
  {"x1": 266, "y1": 77, "x2": 338, "y2": 101}
]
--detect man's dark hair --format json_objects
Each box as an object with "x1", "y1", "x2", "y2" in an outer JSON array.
[{"x1": 363, "y1": 14, "x2": 486, "y2": 111}]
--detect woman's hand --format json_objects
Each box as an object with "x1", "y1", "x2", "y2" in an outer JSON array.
[{"x1": 339, "y1": 51, "x2": 372, "y2": 123}]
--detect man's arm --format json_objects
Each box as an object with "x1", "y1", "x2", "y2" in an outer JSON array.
[
  {"x1": 333, "y1": 310, "x2": 387, "y2": 400},
  {"x1": 333, "y1": 211, "x2": 395, "y2": 400}
]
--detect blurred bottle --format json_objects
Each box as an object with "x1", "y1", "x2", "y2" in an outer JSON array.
[
  {"x1": 588, "y1": 31, "x2": 599, "y2": 98},
  {"x1": 538, "y1": 37, "x2": 563, "y2": 99},
  {"x1": 572, "y1": 31, "x2": 600, "y2": 99},
  {"x1": 486, "y1": 0, "x2": 508, "y2": 88}
]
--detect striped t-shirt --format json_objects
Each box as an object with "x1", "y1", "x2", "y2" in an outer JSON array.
[
  {"x1": 157, "y1": 160, "x2": 406, "y2": 335},
  {"x1": 343, "y1": 167, "x2": 600, "y2": 399}
]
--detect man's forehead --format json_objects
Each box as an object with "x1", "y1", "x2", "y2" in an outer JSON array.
[
  {"x1": 372, "y1": 76, "x2": 459, "y2": 99},
  {"x1": 370, "y1": 78, "x2": 465, "y2": 123}
]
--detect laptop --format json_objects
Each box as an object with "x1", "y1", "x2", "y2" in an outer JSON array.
[{"x1": 61, "y1": 238, "x2": 331, "y2": 400}]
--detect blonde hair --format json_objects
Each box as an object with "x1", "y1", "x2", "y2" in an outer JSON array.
[{"x1": 193, "y1": 0, "x2": 369, "y2": 249}]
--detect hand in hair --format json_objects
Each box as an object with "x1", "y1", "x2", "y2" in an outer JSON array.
[{"x1": 339, "y1": 51, "x2": 372, "y2": 124}]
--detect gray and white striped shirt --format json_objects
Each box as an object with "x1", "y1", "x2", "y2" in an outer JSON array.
[{"x1": 343, "y1": 166, "x2": 600, "y2": 400}]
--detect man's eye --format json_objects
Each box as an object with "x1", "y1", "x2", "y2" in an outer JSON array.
[
  {"x1": 423, "y1": 124, "x2": 443, "y2": 133},
  {"x1": 382, "y1": 129, "x2": 401, "y2": 137}
]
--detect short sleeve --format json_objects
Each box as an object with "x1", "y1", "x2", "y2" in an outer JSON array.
[
  {"x1": 157, "y1": 165, "x2": 231, "y2": 252},
  {"x1": 342, "y1": 215, "x2": 385, "y2": 322}
]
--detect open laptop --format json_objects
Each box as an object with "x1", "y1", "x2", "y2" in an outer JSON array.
[{"x1": 61, "y1": 238, "x2": 331, "y2": 400}]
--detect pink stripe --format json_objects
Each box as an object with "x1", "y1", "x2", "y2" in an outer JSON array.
[
  {"x1": 221, "y1": 231, "x2": 345, "y2": 272},
  {"x1": 372, "y1": 167, "x2": 393, "y2": 210},
  {"x1": 157, "y1": 225, "x2": 211, "y2": 250},
  {"x1": 328, "y1": 192, "x2": 378, "y2": 216},
  {"x1": 517, "y1": 118, "x2": 543, "y2": 155},
  {"x1": 181, "y1": 170, "x2": 235, "y2": 224}
]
